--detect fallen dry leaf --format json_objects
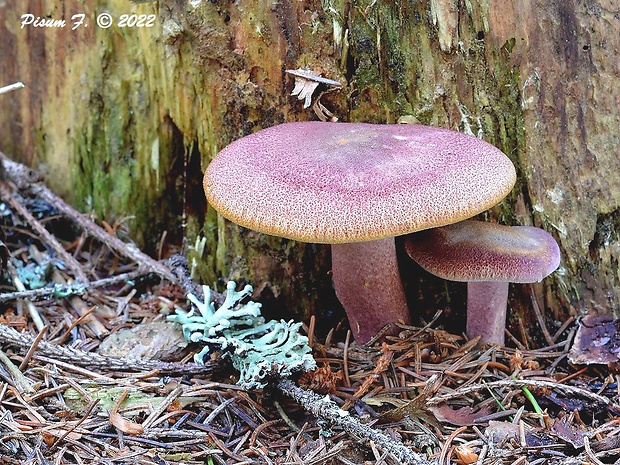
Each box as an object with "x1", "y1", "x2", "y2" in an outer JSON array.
[
  {"x1": 569, "y1": 315, "x2": 620, "y2": 365},
  {"x1": 454, "y1": 444, "x2": 478, "y2": 464},
  {"x1": 428, "y1": 403, "x2": 493, "y2": 426},
  {"x1": 109, "y1": 389, "x2": 145, "y2": 436},
  {"x1": 551, "y1": 417, "x2": 585, "y2": 448}
]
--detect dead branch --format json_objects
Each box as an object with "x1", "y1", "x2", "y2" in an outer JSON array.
[
  {"x1": 429, "y1": 378, "x2": 620, "y2": 413},
  {"x1": 0, "y1": 323, "x2": 214, "y2": 375},
  {"x1": 0, "y1": 269, "x2": 148, "y2": 303},
  {"x1": 277, "y1": 379, "x2": 433, "y2": 465},
  {"x1": 0, "y1": 182, "x2": 89, "y2": 283},
  {"x1": 0, "y1": 152, "x2": 178, "y2": 284}
]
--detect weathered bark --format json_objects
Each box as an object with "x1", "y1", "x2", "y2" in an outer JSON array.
[{"x1": 1, "y1": 0, "x2": 619, "y2": 337}]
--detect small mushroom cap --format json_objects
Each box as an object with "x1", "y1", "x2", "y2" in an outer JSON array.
[
  {"x1": 405, "y1": 220, "x2": 561, "y2": 283},
  {"x1": 204, "y1": 122, "x2": 516, "y2": 243}
]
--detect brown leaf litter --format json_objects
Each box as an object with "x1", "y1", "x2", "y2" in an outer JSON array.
[{"x1": 0, "y1": 152, "x2": 619, "y2": 464}]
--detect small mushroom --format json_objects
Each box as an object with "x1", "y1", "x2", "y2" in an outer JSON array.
[
  {"x1": 204, "y1": 122, "x2": 516, "y2": 344},
  {"x1": 405, "y1": 220, "x2": 561, "y2": 345}
]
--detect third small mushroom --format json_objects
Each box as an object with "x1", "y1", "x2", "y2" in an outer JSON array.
[{"x1": 203, "y1": 121, "x2": 535, "y2": 344}]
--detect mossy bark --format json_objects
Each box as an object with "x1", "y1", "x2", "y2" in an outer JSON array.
[{"x1": 1, "y1": 0, "x2": 619, "y2": 338}]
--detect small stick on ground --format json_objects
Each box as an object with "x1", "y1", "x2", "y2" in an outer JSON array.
[
  {"x1": 48, "y1": 399, "x2": 100, "y2": 453},
  {"x1": 0, "y1": 182, "x2": 89, "y2": 284},
  {"x1": 141, "y1": 386, "x2": 184, "y2": 429},
  {"x1": 0, "y1": 269, "x2": 148, "y2": 303},
  {"x1": 0, "y1": 82, "x2": 25, "y2": 95},
  {"x1": 529, "y1": 285, "x2": 554, "y2": 346},
  {"x1": 277, "y1": 379, "x2": 433, "y2": 465},
  {"x1": 18, "y1": 325, "x2": 48, "y2": 370},
  {"x1": 0, "y1": 348, "x2": 35, "y2": 394},
  {"x1": 0, "y1": 323, "x2": 215, "y2": 375},
  {"x1": 0, "y1": 153, "x2": 178, "y2": 284},
  {"x1": 5, "y1": 260, "x2": 46, "y2": 332},
  {"x1": 429, "y1": 378, "x2": 620, "y2": 413}
]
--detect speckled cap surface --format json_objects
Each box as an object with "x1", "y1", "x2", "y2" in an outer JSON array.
[
  {"x1": 204, "y1": 122, "x2": 517, "y2": 243},
  {"x1": 405, "y1": 220, "x2": 561, "y2": 283}
]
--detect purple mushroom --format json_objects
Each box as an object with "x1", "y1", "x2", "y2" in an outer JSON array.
[
  {"x1": 203, "y1": 122, "x2": 516, "y2": 344},
  {"x1": 405, "y1": 220, "x2": 561, "y2": 345}
]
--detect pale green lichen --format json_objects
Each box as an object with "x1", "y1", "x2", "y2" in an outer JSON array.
[
  {"x1": 179, "y1": 281, "x2": 263, "y2": 340},
  {"x1": 14, "y1": 260, "x2": 53, "y2": 290},
  {"x1": 51, "y1": 282, "x2": 87, "y2": 298},
  {"x1": 168, "y1": 281, "x2": 316, "y2": 389}
]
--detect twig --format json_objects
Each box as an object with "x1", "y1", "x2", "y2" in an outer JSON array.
[
  {"x1": 307, "y1": 315, "x2": 316, "y2": 348},
  {"x1": 0, "y1": 348, "x2": 35, "y2": 394},
  {"x1": 0, "y1": 82, "x2": 25, "y2": 95},
  {"x1": 429, "y1": 378, "x2": 620, "y2": 413},
  {"x1": 18, "y1": 325, "x2": 48, "y2": 370},
  {"x1": 164, "y1": 253, "x2": 206, "y2": 300},
  {"x1": 0, "y1": 269, "x2": 148, "y2": 303},
  {"x1": 46, "y1": 266, "x2": 107, "y2": 337},
  {"x1": 0, "y1": 182, "x2": 89, "y2": 283},
  {"x1": 274, "y1": 400, "x2": 303, "y2": 435},
  {"x1": 438, "y1": 425, "x2": 467, "y2": 465},
  {"x1": 277, "y1": 379, "x2": 433, "y2": 465},
  {"x1": 343, "y1": 330, "x2": 352, "y2": 388},
  {"x1": 5, "y1": 260, "x2": 46, "y2": 331},
  {"x1": 0, "y1": 153, "x2": 178, "y2": 284},
  {"x1": 583, "y1": 436, "x2": 605, "y2": 465},
  {"x1": 0, "y1": 323, "x2": 215, "y2": 375},
  {"x1": 34, "y1": 179, "x2": 178, "y2": 282},
  {"x1": 48, "y1": 399, "x2": 100, "y2": 453},
  {"x1": 552, "y1": 316, "x2": 575, "y2": 343},
  {"x1": 54, "y1": 307, "x2": 96, "y2": 345},
  {"x1": 208, "y1": 431, "x2": 247, "y2": 462},
  {"x1": 529, "y1": 285, "x2": 554, "y2": 346},
  {"x1": 342, "y1": 344, "x2": 393, "y2": 410}
]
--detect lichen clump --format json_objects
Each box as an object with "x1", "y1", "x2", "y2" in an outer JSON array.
[{"x1": 168, "y1": 281, "x2": 316, "y2": 389}]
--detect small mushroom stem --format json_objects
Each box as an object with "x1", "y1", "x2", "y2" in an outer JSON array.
[
  {"x1": 466, "y1": 281, "x2": 509, "y2": 345},
  {"x1": 331, "y1": 238, "x2": 411, "y2": 344}
]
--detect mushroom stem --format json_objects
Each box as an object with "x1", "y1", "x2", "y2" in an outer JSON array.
[
  {"x1": 466, "y1": 281, "x2": 509, "y2": 345},
  {"x1": 331, "y1": 238, "x2": 411, "y2": 344}
]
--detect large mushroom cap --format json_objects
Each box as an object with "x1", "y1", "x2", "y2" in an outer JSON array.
[
  {"x1": 204, "y1": 122, "x2": 516, "y2": 243},
  {"x1": 405, "y1": 220, "x2": 561, "y2": 283}
]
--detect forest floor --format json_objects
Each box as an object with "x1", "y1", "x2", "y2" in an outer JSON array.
[{"x1": 0, "y1": 153, "x2": 619, "y2": 465}]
